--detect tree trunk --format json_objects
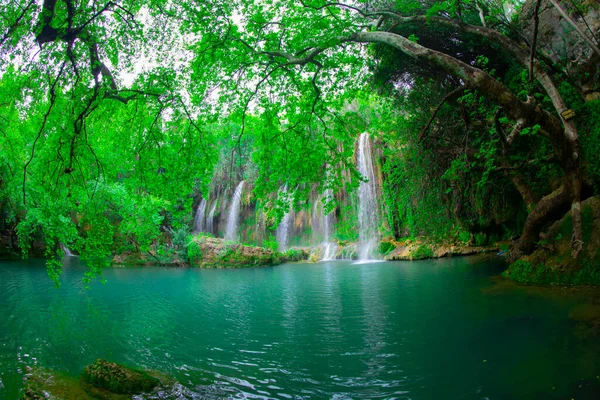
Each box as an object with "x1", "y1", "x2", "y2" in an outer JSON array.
[{"x1": 510, "y1": 182, "x2": 571, "y2": 259}]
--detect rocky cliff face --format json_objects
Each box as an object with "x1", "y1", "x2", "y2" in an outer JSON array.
[{"x1": 521, "y1": 0, "x2": 600, "y2": 100}]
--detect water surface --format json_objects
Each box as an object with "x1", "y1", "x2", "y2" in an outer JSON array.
[{"x1": 0, "y1": 257, "x2": 599, "y2": 399}]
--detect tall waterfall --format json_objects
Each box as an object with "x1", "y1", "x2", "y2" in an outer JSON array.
[
  {"x1": 356, "y1": 132, "x2": 379, "y2": 260},
  {"x1": 321, "y1": 189, "x2": 337, "y2": 260},
  {"x1": 193, "y1": 198, "x2": 207, "y2": 233},
  {"x1": 225, "y1": 181, "x2": 245, "y2": 241},
  {"x1": 276, "y1": 186, "x2": 292, "y2": 252},
  {"x1": 206, "y1": 200, "x2": 217, "y2": 235}
]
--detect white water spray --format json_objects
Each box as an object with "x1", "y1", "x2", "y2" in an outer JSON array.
[{"x1": 225, "y1": 181, "x2": 245, "y2": 241}]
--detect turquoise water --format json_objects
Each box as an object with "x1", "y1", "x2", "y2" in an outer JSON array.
[{"x1": 0, "y1": 256, "x2": 599, "y2": 399}]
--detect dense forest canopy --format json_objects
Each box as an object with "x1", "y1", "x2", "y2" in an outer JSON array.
[{"x1": 1, "y1": 0, "x2": 599, "y2": 281}]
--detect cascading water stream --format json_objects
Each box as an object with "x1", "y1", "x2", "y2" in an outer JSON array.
[
  {"x1": 356, "y1": 133, "x2": 379, "y2": 260},
  {"x1": 193, "y1": 199, "x2": 207, "y2": 233},
  {"x1": 225, "y1": 181, "x2": 245, "y2": 241},
  {"x1": 276, "y1": 186, "x2": 292, "y2": 252},
  {"x1": 321, "y1": 189, "x2": 337, "y2": 260},
  {"x1": 60, "y1": 244, "x2": 75, "y2": 257},
  {"x1": 206, "y1": 200, "x2": 217, "y2": 235}
]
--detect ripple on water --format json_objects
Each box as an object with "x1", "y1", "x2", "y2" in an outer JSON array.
[{"x1": 1, "y1": 258, "x2": 599, "y2": 400}]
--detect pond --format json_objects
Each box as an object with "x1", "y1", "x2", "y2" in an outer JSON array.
[{"x1": 0, "y1": 256, "x2": 599, "y2": 399}]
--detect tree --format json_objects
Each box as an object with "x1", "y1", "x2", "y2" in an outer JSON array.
[
  {"x1": 0, "y1": 0, "x2": 596, "y2": 272},
  {"x1": 190, "y1": 0, "x2": 591, "y2": 259}
]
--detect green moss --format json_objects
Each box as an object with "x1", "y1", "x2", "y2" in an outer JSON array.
[{"x1": 82, "y1": 359, "x2": 160, "y2": 395}]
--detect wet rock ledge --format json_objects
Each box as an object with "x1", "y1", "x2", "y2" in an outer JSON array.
[{"x1": 383, "y1": 242, "x2": 499, "y2": 261}]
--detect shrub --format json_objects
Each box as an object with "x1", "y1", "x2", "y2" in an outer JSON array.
[{"x1": 412, "y1": 245, "x2": 434, "y2": 260}]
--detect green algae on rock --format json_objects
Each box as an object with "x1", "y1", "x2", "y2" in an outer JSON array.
[{"x1": 82, "y1": 359, "x2": 160, "y2": 395}]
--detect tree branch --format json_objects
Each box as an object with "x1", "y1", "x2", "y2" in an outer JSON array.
[{"x1": 418, "y1": 85, "x2": 467, "y2": 143}]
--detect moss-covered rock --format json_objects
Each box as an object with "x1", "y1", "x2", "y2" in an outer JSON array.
[
  {"x1": 190, "y1": 237, "x2": 286, "y2": 268},
  {"x1": 82, "y1": 359, "x2": 160, "y2": 395},
  {"x1": 503, "y1": 196, "x2": 600, "y2": 286}
]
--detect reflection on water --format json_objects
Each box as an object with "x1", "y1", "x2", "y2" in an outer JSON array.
[{"x1": 0, "y1": 257, "x2": 599, "y2": 399}]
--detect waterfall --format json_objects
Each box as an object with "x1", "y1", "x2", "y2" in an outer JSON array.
[
  {"x1": 206, "y1": 200, "x2": 217, "y2": 235},
  {"x1": 225, "y1": 181, "x2": 245, "y2": 241},
  {"x1": 276, "y1": 186, "x2": 292, "y2": 252},
  {"x1": 356, "y1": 132, "x2": 379, "y2": 260},
  {"x1": 277, "y1": 212, "x2": 292, "y2": 251},
  {"x1": 321, "y1": 189, "x2": 337, "y2": 260},
  {"x1": 61, "y1": 244, "x2": 75, "y2": 257},
  {"x1": 193, "y1": 198, "x2": 207, "y2": 232}
]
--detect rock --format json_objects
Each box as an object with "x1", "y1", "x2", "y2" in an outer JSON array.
[
  {"x1": 336, "y1": 242, "x2": 357, "y2": 260},
  {"x1": 384, "y1": 243, "x2": 497, "y2": 261},
  {"x1": 20, "y1": 367, "x2": 92, "y2": 400},
  {"x1": 520, "y1": 0, "x2": 600, "y2": 97},
  {"x1": 82, "y1": 359, "x2": 160, "y2": 395},
  {"x1": 136, "y1": 382, "x2": 234, "y2": 400},
  {"x1": 190, "y1": 237, "x2": 285, "y2": 268}
]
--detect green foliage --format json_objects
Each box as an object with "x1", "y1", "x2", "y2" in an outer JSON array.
[
  {"x1": 578, "y1": 99, "x2": 600, "y2": 193},
  {"x1": 379, "y1": 241, "x2": 396, "y2": 256},
  {"x1": 412, "y1": 245, "x2": 434, "y2": 260},
  {"x1": 0, "y1": 0, "x2": 593, "y2": 285},
  {"x1": 282, "y1": 248, "x2": 307, "y2": 261},
  {"x1": 504, "y1": 260, "x2": 600, "y2": 286},
  {"x1": 474, "y1": 233, "x2": 487, "y2": 247},
  {"x1": 186, "y1": 242, "x2": 203, "y2": 264},
  {"x1": 457, "y1": 230, "x2": 471, "y2": 245}
]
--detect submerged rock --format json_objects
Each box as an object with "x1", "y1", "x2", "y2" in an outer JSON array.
[
  {"x1": 135, "y1": 382, "x2": 234, "y2": 400},
  {"x1": 20, "y1": 362, "x2": 230, "y2": 400},
  {"x1": 82, "y1": 359, "x2": 160, "y2": 395},
  {"x1": 21, "y1": 367, "x2": 92, "y2": 399},
  {"x1": 570, "y1": 303, "x2": 600, "y2": 339}
]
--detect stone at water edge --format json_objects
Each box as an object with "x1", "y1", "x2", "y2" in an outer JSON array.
[{"x1": 82, "y1": 359, "x2": 160, "y2": 395}]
